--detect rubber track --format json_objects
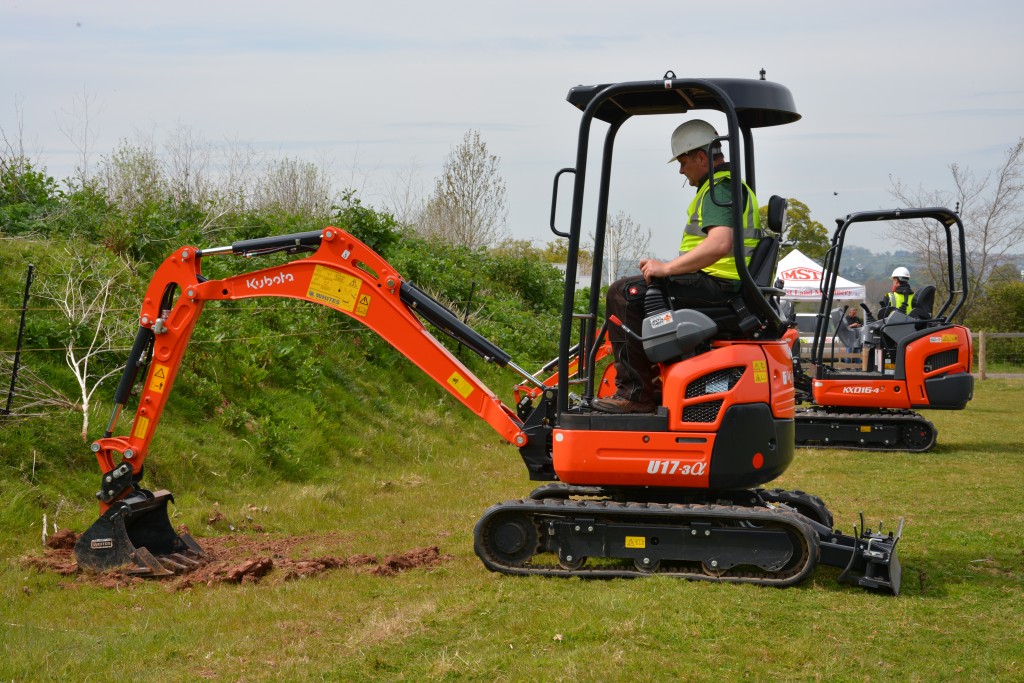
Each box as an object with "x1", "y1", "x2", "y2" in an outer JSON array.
[
  {"x1": 474, "y1": 498, "x2": 819, "y2": 587},
  {"x1": 795, "y1": 408, "x2": 937, "y2": 452}
]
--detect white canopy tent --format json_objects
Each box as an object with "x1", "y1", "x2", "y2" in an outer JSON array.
[{"x1": 774, "y1": 249, "x2": 865, "y2": 301}]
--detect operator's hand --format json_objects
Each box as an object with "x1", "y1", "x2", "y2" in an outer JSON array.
[{"x1": 640, "y1": 258, "x2": 669, "y2": 283}]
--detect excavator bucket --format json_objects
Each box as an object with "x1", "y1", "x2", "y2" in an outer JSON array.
[{"x1": 74, "y1": 489, "x2": 205, "y2": 577}]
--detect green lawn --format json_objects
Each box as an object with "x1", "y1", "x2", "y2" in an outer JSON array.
[{"x1": 2, "y1": 379, "x2": 1023, "y2": 682}]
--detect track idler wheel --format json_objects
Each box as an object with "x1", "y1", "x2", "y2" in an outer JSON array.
[
  {"x1": 902, "y1": 421, "x2": 936, "y2": 451},
  {"x1": 74, "y1": 489, "x2": 205, "y2": 577},
  {"x1": 480, "y1": 510, "x2": 539, "y2": 566}
]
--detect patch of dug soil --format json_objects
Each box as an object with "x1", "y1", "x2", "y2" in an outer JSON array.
[{"x1": 20, "y1": 529, "x2": 450, "y2": 590}]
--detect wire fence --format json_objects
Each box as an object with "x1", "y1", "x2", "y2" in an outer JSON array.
[
  {"x1": 3, "y1": 290, "x2": 1022, "y2": 420},
  {"x1": 973, "y1": 332, "x2": 1024, "y2": 378},
  {"x1": 0, "y1": 293, "x2": 372, "y2": 419}
]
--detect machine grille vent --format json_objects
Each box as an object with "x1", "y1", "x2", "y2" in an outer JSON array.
[
  {"x1": 683, "y1": 399, "x2": 724, "y2": 423},
  {"x1": 685, "y1": 367, "x2": 745, "y2": 398},
  {"x1": 925, "y1": 349, "x2": 959, "y2": 372}
]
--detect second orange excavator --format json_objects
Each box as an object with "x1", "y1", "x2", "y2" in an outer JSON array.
[{"x1": 788, "y1": 208, "x2": 974, "y2": 452}]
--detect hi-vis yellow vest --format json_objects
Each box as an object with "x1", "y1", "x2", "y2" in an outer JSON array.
[
  {"x1": 886, "y1": 291, "x2": 914, "y2": 312},
  {"x1": 679, "y1": 170, "x2": 761, "y2": 280}
]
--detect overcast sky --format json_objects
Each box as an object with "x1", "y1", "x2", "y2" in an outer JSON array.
[{"x1": 3, "y1": 1, "x2": 1023, "y2": 259}]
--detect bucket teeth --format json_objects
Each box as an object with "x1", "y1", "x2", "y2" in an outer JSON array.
[
  {"x1": 126, "y1": 547, "x2": 176, "y2": 577},
  {"x1": 75, "y1": 489, "x2": 207, "y2": 578}
]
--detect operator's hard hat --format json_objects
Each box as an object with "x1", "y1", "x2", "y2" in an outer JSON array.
[
  {"x1": 668, "y1": 120, "x2": 719, "y2": 163},
  {"x1": 891, "y1": 266, "x2": 910, "y2": 281}
]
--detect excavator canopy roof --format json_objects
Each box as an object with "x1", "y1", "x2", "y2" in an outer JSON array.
[{"x1": 567, "y1": 77, "x2": 800, "y2": 128}]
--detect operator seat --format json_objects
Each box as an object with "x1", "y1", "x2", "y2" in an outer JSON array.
[{"x1": 909, "y1": 284, "x2": 936, "y2": 320}]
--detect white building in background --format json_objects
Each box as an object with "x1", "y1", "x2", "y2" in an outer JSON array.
[{"x1": 553, "y1": 262, "x2": 592, "y2": 291}]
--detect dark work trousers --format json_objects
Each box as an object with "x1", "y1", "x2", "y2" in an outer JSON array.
[{"x1": 605, "y1": 272, "x2": 740, "y2": 402}]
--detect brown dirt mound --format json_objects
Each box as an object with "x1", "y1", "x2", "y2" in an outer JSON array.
[
  {"x1": 45, "y1": 528, "x2": 78, "y2": 550},
  {"x1": 20, "y1": 529, "x2": 449, "y2": 590}
]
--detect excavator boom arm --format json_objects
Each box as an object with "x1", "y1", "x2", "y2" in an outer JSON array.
[{"x1": 92, "y1": 227, "x2": 526, "y2": 506}]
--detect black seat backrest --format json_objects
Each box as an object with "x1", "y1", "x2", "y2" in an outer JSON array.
[
  {"x1": 765, "y1": 195, "x2": 787, "y2": 235},
  {"x1": 748, "y1": 195, "x2": 786, "y2": 288},
  {"x1": 749, "y1": 236, "x2": 781, "y2": 288},
  {"x1": 910, "y1": 284, "x2": 936, "y2": 319}
]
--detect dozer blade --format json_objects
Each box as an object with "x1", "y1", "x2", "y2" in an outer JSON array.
[
  {"x1": 816, "y1": 514, "x2": 903, "y2": 595},
  {"x1": 74, "y1": 489, "x2": 206, "y2": 578}
]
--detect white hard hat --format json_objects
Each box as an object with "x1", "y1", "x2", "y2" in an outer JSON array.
[
  {"x1": 891, "y1": 266, "x2": 910, "y2": 280},
  {"x1": 668, "y1": 120, "x2": 719, "y2": 163}
]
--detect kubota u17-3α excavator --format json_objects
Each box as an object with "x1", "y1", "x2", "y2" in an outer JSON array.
[{"x1": 75, "y1": 73, "x2": 903, "y2": 593}]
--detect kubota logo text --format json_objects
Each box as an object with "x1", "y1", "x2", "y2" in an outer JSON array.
[
  {"x1": 780, "y1": 266, "x2": 822, "y2": 281},
  {"x1": 245, "y1": 272, "x2": 295, "y2": 290}
]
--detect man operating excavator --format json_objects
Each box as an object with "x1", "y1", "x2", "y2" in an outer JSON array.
[
  {"x1": 592, "y1": 120, "x2": 762, "y2": 414},
  {"x1": 879, "y1": 266, "x2": 915, "y2": 316}
]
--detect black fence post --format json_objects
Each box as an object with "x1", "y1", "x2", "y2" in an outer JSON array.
[{"x1": 3, "y1": 263, "x2": 35, "y2": 415}]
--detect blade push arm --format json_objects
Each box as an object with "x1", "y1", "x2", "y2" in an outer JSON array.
[{"x1": 92, "y1": 227, "x2": 528, "y2": 507}]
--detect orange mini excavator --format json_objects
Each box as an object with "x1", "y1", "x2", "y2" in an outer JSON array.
[
  {"x1": 790, "y1": 208, "x2": 975, "y2": 452},
  {"x1": 75, "y1": 73, "x2": 902, "y2": 593}
]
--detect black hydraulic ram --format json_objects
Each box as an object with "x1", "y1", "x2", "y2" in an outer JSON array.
[
  {"x1": 399, "y1": 282, "x2": 545, "y2": 388},
  {"x1": 104, "y1": 326, "x2": 155, "y2": 439},
  {"x1": 400, "y1": 281, "x2": 512, "y2": 366},
  {"x1": 224, "y1": 229, "x2": 325, "y2": 257},
  {"x1": 399, "y1": 280, "x2": 512, "y2": 362}
]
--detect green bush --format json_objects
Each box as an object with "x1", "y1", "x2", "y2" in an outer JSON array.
[
  {"x1": 0, "y1": 156, "x2": 579, "y2": 535},
  {"x1": 0, "y1": 158, "x2": 62, "y2": 234},
  {"x1": 969, "y1": 280, "x2": 1024, "y2": 332},
  {"x1": 331, "y1": 190, "x2": 401, "y2": 257}
]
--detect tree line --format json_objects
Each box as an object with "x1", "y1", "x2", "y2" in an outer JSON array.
[{"x1": 4, "y1": 120, "x2": 1022, "y2": 443}]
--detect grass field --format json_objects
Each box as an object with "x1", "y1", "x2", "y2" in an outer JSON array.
[{"x1": 2, "y1": 379, "x2": 1023, "y2": 682}]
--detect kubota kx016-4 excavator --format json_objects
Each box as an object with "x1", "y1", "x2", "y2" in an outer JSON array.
[
  {"x1": 75, "y1": 73, "x2": 902, "y2": 593},
  {"x1": 789, "y1": 209, "x2": 974, "y2": 452}
]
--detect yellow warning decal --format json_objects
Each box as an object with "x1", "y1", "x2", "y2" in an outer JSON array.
[
  {"x1": 859, "y1": 425, "x2": 872, "y2": 433},
  {"x1": 625, "y1": 536, "x2": 646, "y2": 549},
  {"x1": 148, "y1": 364, "x2": 170, "y2": 394},
  {"x1": 355, "y1": 293, "x2": 371, "y2": 317},
  {"x1": 447, "y1": 372, "x2": 474, "y2": 399},
  {"x1": 134, "y1": 416, "x2": 150, "y2": 440},
  {"x1": 307, "y1": 266, "x2": 363, "y2": 313},
  {"x1": 752, "y1": 359, "x2": 767, "y2": 384}
]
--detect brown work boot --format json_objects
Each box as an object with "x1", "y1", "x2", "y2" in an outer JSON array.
[{"x1": 591, "y1": 394, "x2": 657, "y2": 414}]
